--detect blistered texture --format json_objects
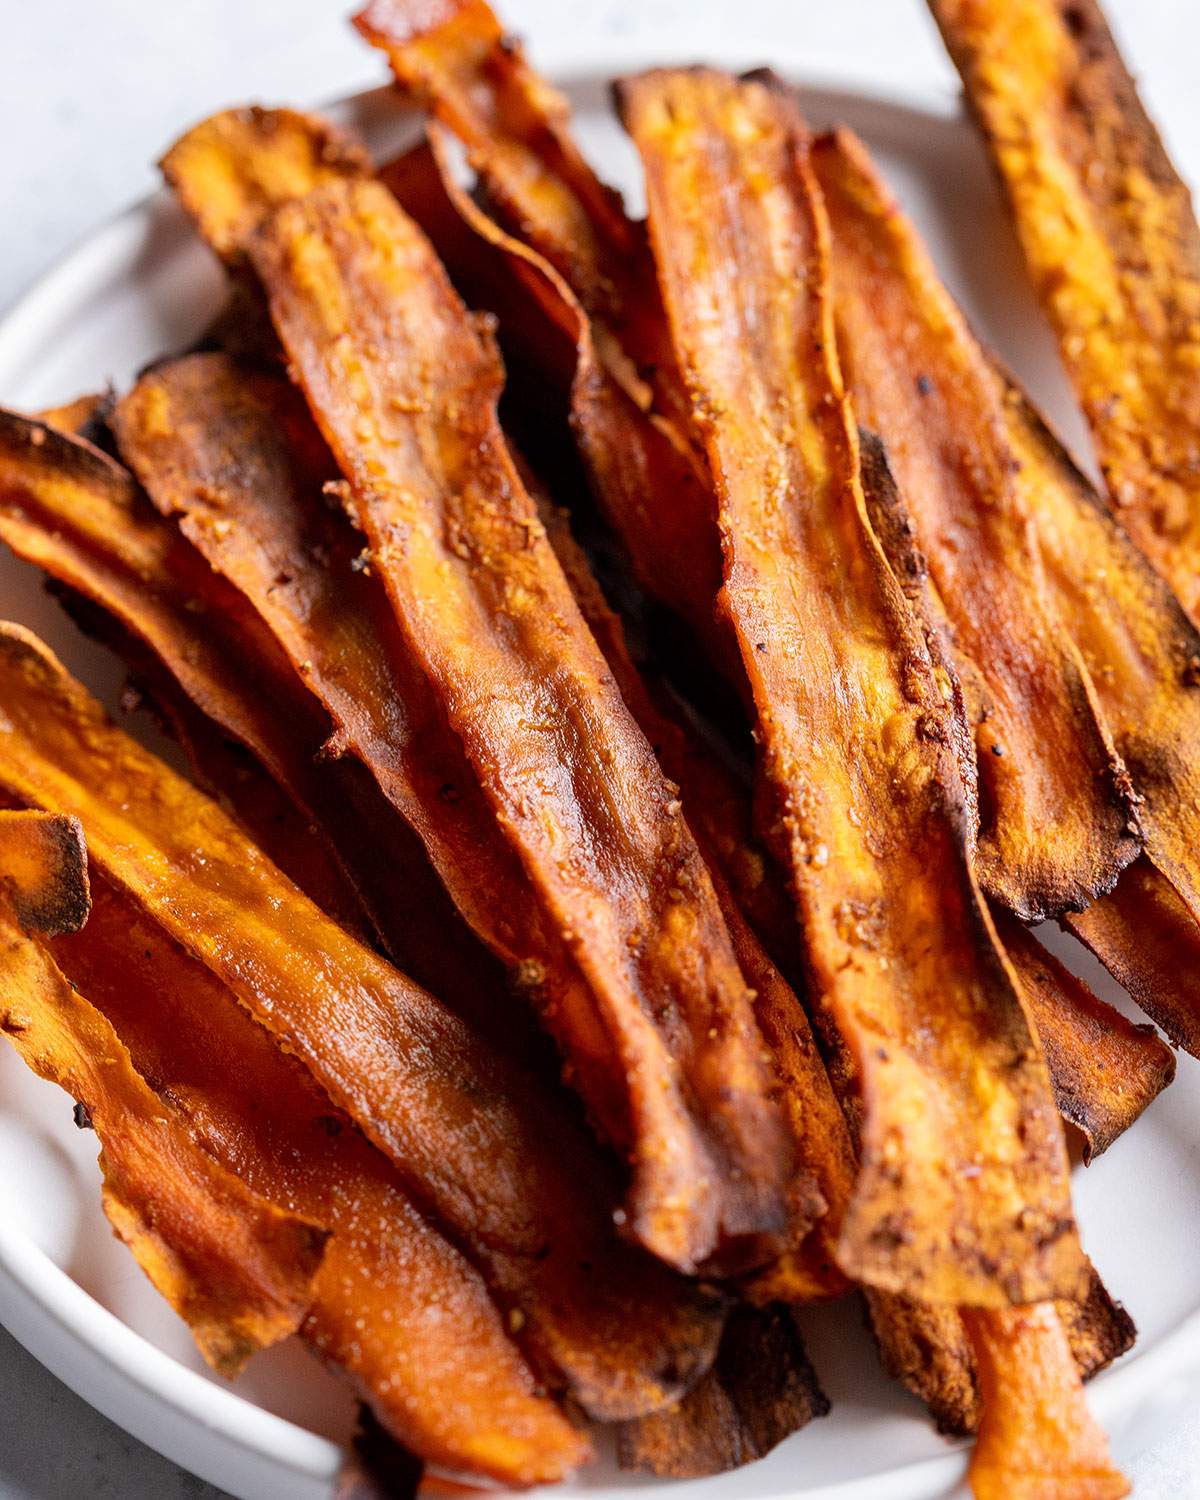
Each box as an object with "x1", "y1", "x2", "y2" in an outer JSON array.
[
  {"x1": 52, "y1": 873, "x2": 589, "y2": 1485},
  {"x1": 930, "y1": 0, "x2": 1200, "y2": 628},
  {"x1": 0, "y1": 407, "x2": 497, "y2": 1006},
  {"x1": 620, "y1": 66, "x2": 1082, "y2": 1308},
  {"x1": 803, "y1": 126, "x2": 1200, "y2": 1059},
  {"x1": 963, "y1": 1304, "x2": 1129, "y2": 1499},
  {"x1": 812, "y1": 129, "x2": 1141, "y2": 922},
  {"x1": 241, "y1": 170, "x2": 792, "y2": 1274},
  {"x1": 0, "y1": 623, "x2": 726, "y2": 1421},
  {"x1": 615, "y1": 1304, "x2": 829, "y2": 1477},
  {"x1": 868, "y1": 1267, "x2": 1135, "y2": 1437},
  {"x1": 0, "y1": 811, "x2": 326, "y2": 1375}
]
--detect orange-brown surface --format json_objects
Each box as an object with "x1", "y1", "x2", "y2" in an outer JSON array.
[
  {"x1": 931, "y1": 0, "x2": 1200, "y2": 628},
  {"x1": 0, "y1": 811, "x2": 327, "y2": 1377},
  {"x1": 619, "y1": 66, "x2": 1081, "y2": 1307},
  {"x1": 0, "y1": 622, "x2": 726, "y2": 1422}
]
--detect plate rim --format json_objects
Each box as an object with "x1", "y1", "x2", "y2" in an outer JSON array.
[{"x1": 0, "y1": 60, "x2": 1197, "y2": 1500}]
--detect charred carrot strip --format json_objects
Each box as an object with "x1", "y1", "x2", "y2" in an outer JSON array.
[
  {"x1": 383, "y1": 126, "x2": 729, "y2": 670},
  {"x1": 620, "y1": 67, "x2": 1083, "y2": 1307},
  {"x1": 964, "y1": 1303, "x2": 1129, "y2": 1499},
  {"x1": 811, "y1": 130, "x2": 1140, "y2": 922},
  {"x1": 1004, "y1": 393, "x2": 1200, "y2": 1048},
  {"x1": 0, "y1": 623, "x2": 725, "y2": 1421},
  {"x1": 353, "y1": 0, "x2": 691, "y2": 436},
  {"x1": 0, "y1": 810, "x2": 327, "y2": 1375},
  {"x1": 998, "y1": 914, "x2": 1173, "y2": 1162},
  {"x1": 401, "y1": 128, "x2": 1171, "y2": 1189},
  {"x1": 806, "y1": 121, "x2": 1200, "y2": 1052},
  {"x1": 531, "y1": 465, "x2": 849, "y2": 1300},
  {"x1": 930, "y1": 0, "x2": 1200, "y2": 627},
  {"x1": 51, "y1": 872, "x2": 589, "y2": 1485},
  {"x1": 0, "y1": 408, "x2": 498, "y2": 1012},
  {"x1": 868, "y1": 1267, "x2": 1134, "y2": 1437},
  {"x1": 616, "y1": 1304, "x2": 829, "y2": 1477},
  {"x1": 242, "y1": 173, "x2": 792, "y2": 1275}
]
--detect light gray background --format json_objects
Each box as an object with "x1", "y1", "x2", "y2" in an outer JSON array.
[{"x1": 1, "y1": 1, "x2": 1197, "y2": 1495}]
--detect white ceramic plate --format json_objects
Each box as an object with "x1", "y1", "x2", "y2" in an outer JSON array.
[{"x1": 1, "y1": 58, "x2": 1198, "y2": 1500}]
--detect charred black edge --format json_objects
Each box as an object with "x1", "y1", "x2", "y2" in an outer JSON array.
[{"x1": 0, "y1": 809, "x2": 91, "y2": 936}]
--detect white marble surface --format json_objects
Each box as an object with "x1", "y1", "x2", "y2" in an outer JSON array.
[{"x1": 1, "y1": 1, "x2": 1197, "y2": 1495}]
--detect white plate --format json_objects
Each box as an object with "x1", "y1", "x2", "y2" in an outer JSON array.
[{"x1": 1, "y1": 58, "x2": 1198, "y2": 1500}]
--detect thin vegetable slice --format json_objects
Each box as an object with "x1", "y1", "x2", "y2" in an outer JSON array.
[
  {"x1": 868, "y1": 1267, "x2": 1134, "y2": 1437},
  {"x1": 0, "y1": 407, "x2": 494, "y2": 1005},
  {"x1": 804, "y1": 120, "x2": 1200, "y2": 1053},
  {"x1": 353, "y1": 0, "x2": 692, "y2": 438},
  {"x1": 51, "y1": 871, "x2": 590, "y2": 1486},
  {"x1": 810, "y1": 128, "x2": 1140, "y2": 922},
  {"x1": 241, "y1": 172, "x2": 793, "y2": 1275},
  {"x1": 0, "y1": 809, "x2": 327, "y2": 1376},
  {"x1": 0, "y1": 622, "x2": 725, "y2": 1421},
  {"x1": 998, "y1": 913, "x2": 1173, "y2": 1162},
  {"x1": 616, "y1": 1304, "x2": 829, "y2": 1477},
  {"x1": 619, "y1": 66, "x2": 1083, "y2": 1307},
  {"x1": 161, "y1": 106, "x2": 372, "y2": 263},
  {"x1": 963, "y1": 1304, "x2": 1129, "y2": 1499},
  {"x1": 397, "y1": 121, "x2": 1173, "y2": 1183},
  {"x1": 929, "y1": 0, "x2": 1200, "y2": 627}
]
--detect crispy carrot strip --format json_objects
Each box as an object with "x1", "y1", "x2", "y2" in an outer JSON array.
[
  {"x1": 158, "y1": 108, "x2": 794, "y2": 1272},
  {"x1": 805, "y1": 120, "x2": 1200, "y2": 1051},
  {"x1": 1004, "y1": 392, "x2": 1200, "y2": 1046},
  {"x1": 929, "y1": 0, "x2": 1200, "y2": 627},
  {"x1": 997, "y1": 914, "x2": 1173, "y2": 1162},
  {"x1": 620, "y1": 67, "x2": 1083, "y2": 1307},
  {"x1": 811, "y1": 130, "x2": 1139, "y2": 921},
  {"x1": 964, "y1": 1303, "x2": 1129, "y2": 1499},
  {"x1": 530, "y1": 466, "x2": 849, "y2": 1299},
  {"x1": 0, "y1": 623, "x2": 725, "y2": 1420},
  {"x1": 51, "y1": 872, "x2": 589, "y2": 1485},
  {"x1": 868, "y1": 1267, "x2": 1134, "y2": 1437},
  {"x1": 0, "y1": 810, "x2": 327, "y2": 1375},
  {"x1": 0, "y1": 407, "x2": 503, "y2": 1013},
  {"x1": 399, "y1": 130, "x2": 1172, "y2": 1190},
  {"x1": 353, "y1": 0, "x2": 691, "y2": 436},
  {"x1": 242, "y1": 173, "x2": 792, "y2": 1274},
  {"x1": 616, "y1": 1304, "x2": 829, "y2": 1477},
  {"x1": 161, "y1": 106, "x2": 372, "y2": 263}
]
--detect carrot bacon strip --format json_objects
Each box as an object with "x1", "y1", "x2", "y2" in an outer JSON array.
[
  {"x1": 0, "y1": 409, "x2": 499, "y2": 1011},
  {"x1": 0, "y1": 623, "x2": 725, "y2": 1421},
  {"x1": 359, "y1": 5, "x2": 726, "y2": 661},
  {"x1": 239, "y1": 172, "x2": 792, "y2": 1274},
  {"x1": 0, "y1": 811, "x2": 327, "y2": 1376},
  {"x1": 998, "y1": 913, "x2": 1173, "y2": 1163},
  {"x1": 353, "y1": 0, "x2": 691, "y2": 438},
  {"x1": 929, "y1": 0, "x2": 1200, "y2": 627},
  {"x1": 963, "y1": 1304, "x2": 1129, "y2": 1500},
  {"x1": 619, "y1": 67, "x2": 1083, "y2": 1307},
  {"x1": 51, "y1": 873, "x2": 589, "y2": 1486},
  {"x1": 804, "y1": 121, "x2": 1200, "y2": 1052},
  {"x1": 810, "y1": 130, "x2": 1140, "y2": 922},
  {"x1": 161, "y1": 105, "x2": 373, "y2": 263},
  {"x1": 1004, "y1": 393, "x2": 1200, "y2": 1048},
  {"x1": 615, "y1": 1304, "x2": 829, "y2": 1477}
]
